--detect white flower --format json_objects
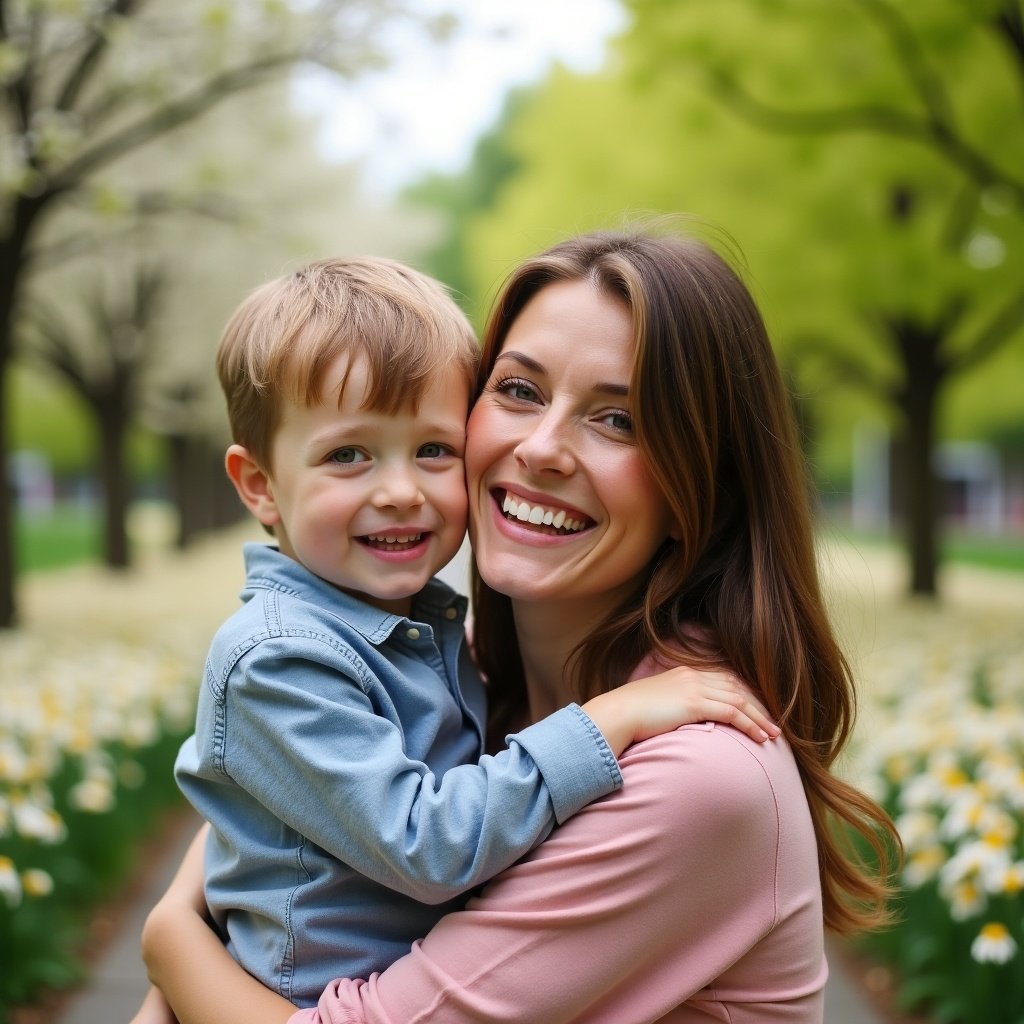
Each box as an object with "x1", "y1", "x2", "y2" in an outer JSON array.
[
  {"x1": 970, "y1": 922, "x2": 1017, "y2": 964},
  {"x1": 11, "y1": 793, "x2": 67, "y2": 843},
  {"x1": 895, "y1": 810, "x2": 941, "y2": 853},
  {"x1": 947, "y1": 878, "x2": 987, "y2": 921},
  {"x1": 903, "y1": 845, "x2": 947, "y2": 888},
  {"x1": 69, "y1": 776, "x2": 115, "y2": 813},
  {"x1": 0, "y1": 855, "x2": 22, "y2": 908},
  {"x1": 21, "y1": 868, "x2": 54, "y2": 898},
  {"x1": 988, "y1": 860, "x2": 1024, "y2": 898}
]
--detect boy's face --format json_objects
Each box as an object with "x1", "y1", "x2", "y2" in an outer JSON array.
[{"x1": 263, "y1": 352, "x2": 469, "y2": 615}]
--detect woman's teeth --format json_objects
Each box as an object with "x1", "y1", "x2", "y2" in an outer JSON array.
[{"x1": 501, "y1": 493, "x2": 586, "y2": 532}]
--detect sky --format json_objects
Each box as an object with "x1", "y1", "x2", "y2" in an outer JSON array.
[{"x1": 292, "y1": 0, "x2": 626, "y2": 194}]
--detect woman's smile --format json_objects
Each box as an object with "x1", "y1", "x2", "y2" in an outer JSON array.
[{"x1": 497, "y1": 488, "x2": 594, "y2": 535}]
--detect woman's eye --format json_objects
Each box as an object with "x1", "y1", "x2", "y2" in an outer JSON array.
[
  {"x1": 600, "y1": 410, "x2": 634, "y2": 434},
  {"x1": 328, "y1": 447, "x2": 367, "y2": 465},
  {"x1": 417, "y1": 442, "x2": 450, "y2": 459},
  {"x1": 493, "y1": 376, "x2": 539, "y2": 402}
]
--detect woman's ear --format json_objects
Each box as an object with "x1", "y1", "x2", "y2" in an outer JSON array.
[{"x1": 225, "y1": 444, "x2": 280, "y2": 528}]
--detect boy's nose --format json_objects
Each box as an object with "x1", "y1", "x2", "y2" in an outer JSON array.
[{"x1": 373, "y1": 464, "x2": 425, "y2": 509}]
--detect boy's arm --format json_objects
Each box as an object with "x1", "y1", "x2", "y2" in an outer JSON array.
[
  {"x1": 140, "y1": 824, "x2": 295, "y2": 1024},
  {"x1": 188, "y1": 639, "x2": 618, "y2": 904},
  {"x1": 198, "y1": 640, "x2": 773, "y2": 905}
]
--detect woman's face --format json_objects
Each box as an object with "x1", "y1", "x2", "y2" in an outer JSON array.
[{"x1": 466, "y1": 278, "x2": 677, "y2": 612}]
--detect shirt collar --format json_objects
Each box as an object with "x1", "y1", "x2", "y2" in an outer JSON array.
[{"x1": 242, "y1": 543, "x2": 467, "y2": 644}]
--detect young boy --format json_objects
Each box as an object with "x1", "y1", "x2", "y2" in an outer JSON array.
[{"x1": 165, "y1": 257, "x2": 774, "y2": 1010}]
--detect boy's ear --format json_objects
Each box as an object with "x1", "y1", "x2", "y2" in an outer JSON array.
[{"x1": 225, "y1": 444, "x2": 280, "y2": 528}]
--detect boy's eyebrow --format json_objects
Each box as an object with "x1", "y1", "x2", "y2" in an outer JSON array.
[{"x1": 494, "y1": 350, "x2": 630, "y2": 398}]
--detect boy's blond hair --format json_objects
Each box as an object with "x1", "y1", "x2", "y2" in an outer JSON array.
[{"x1": 217, "y1": 257, "x2": 480, "y2": 470}]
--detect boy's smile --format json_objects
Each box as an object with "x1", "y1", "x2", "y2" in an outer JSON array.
[{"x1": 255, "y1": 352, "x2": 469, "y2": 616}]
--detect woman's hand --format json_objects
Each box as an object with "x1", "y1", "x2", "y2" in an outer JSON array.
[
  {"x1": 129, "y1": 985, "x2": 179, "y2": 1024},
  {"x1": 140, "y1": 822, "x2": 296, "y2": 1024},
  {"x1": 582, "y1": 666, "x2": 779, "y2": 757}
]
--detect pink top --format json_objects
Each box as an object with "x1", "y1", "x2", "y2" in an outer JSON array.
[{"x1": 289, "y1": 661, "x2": 827, "y2": 1023}]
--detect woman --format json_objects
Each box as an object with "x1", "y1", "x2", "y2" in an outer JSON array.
[{"x1": 141, "y1": 225, "x2": 898, "y2": 1022}]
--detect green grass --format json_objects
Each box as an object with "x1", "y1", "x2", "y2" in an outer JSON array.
[
  {"x1": 829, "y1": 525, "x2": 1024, "y2": 576},
  {"x1": 16, "y1": 504, "x2": 102, "y2": 572},
  {"x1": 942, "y1": 531, "x2": 1024, "y2": 574}
]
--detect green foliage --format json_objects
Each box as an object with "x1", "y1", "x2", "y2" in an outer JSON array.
[{"x1": 415, "y1": 0, "x2": 1024, "y2": 476}]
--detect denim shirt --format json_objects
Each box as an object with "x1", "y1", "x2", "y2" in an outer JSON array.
[{"x1": 175, "y1": 543, "x2": 621, "y2": 1008}]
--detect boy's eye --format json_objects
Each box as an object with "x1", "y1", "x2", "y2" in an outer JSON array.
[
  {"x1": 328, "y1": 447, "x2": 367, "y2": 465},
  {"x1": 417, "y1": 442, "x2": 450, "y2": 459}
]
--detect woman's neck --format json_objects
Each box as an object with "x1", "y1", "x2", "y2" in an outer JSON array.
[{"x1": 511, "y1": 597, "x2": 612, "y2": 721}]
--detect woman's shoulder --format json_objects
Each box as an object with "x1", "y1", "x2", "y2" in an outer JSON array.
[{"x1": 615, "y1": 722, "x2": 805, "y2": 831}]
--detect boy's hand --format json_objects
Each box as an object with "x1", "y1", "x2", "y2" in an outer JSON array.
[{"x1": 582, "y1": 666, "x2": 780, "y2": 758}]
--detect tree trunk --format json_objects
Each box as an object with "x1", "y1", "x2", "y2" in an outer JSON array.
[
  {"x1": 0, "y1": 197, "x2": 48, "y2": 627},
  {"x1": 167, "y1": 433, "x2": 191, "y2": 549},
  {"x1": 98, "y1": 406, "x2": 130, "y2": 569},
  {"x1": 0, "y1": 363, "x2": 15, "y2": 627},
  {"x1": 892, "y1": 320, "x2": 946, "y2": 597}
]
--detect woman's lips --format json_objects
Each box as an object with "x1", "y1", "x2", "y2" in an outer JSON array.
[{"x1": 494, "y1": 489, "x2": 594, "y2": 535}]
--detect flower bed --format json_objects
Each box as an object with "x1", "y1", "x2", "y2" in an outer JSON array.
[
  {"x1": 0, "y1": 526, "x2": 249, "y2": 1017},
  {"x1": 834, "y1": 553, "x2": 1024, "y2": 1023},
  {"x1": 0, "y1": 632, "x2": 200, "y2": 1008}
]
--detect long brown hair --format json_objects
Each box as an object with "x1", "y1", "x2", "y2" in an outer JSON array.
[{"x1": 472, "y1": 225, "x2": 900, "y2": 935}]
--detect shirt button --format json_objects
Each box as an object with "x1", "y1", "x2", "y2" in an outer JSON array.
[
  {"x1": 406, "y1": 627, "x2": 421, "y2": 640},
  {"x1": 444, "y1": 607, "x2": 458, "y2": 620}
]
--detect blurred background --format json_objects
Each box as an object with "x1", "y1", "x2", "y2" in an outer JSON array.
[{"x1": 1, "y1": 2, "x2": 1021, "y2": 1022}]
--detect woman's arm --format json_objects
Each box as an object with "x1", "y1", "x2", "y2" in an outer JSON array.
[
  {"x1": 293, "y1": 727, "x2": 816, "y2": 1024},
  {"x1": 140, "y1": 824, "x2": 295, "y2": 1024}
]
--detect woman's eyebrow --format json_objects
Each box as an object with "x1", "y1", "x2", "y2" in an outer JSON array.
[
  {"x1": 494, "y1": 350, "x2": 630, "y2": 398},
  {"x1": 494, "y1": 350, "x2": 543, "y2": 373}
]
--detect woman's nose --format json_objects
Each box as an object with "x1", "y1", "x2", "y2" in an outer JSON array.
[
  {"x1": 373, "y1": 463, "x2": 425, "y2": 509},
  {"x1": 513, "y1": 410, "x2": 576, "y2": 476}
]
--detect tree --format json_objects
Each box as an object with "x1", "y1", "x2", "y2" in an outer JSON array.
[
  {"x1": 0, "y1": 0, "x2": 445, "y2": 626},
  {"x1": 26, "y1": 262, "x2": 166, "y2": 568},
  {"x1": 622, "y1": 0, "x2": 1024, "y2": 595},
  {"x1": 436, "y1": 0, "x2": 1023, "y2": 597}
]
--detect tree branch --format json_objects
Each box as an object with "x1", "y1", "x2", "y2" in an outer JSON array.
[
  {"x1": 48, "y1": 55, "x2": 296, "y2": 191},
  {"x1": 55, "y1": 0, "x2": 144, "y2": 114},
  {"x1": 786, "y1": 333, "x2": 891, "y2": 397},
  {"x1": 852, "y1": 0, "x2": 954, "y2": 126},
  {"x1": 21, "y1": 304, "x2": 90, "y2": 392},
  {"x1": 23, "y1": 189, "x2": 244, "y2": 271},
  {"x1": 991, "y1": 0, "x2": 1024, "y2": 77},
  {"x1": 949, "y1": 287, "x2": 1024, "y2": 374},
  {"x1": 707, "y1": 64, "x2": 1024, "y2": 205}
]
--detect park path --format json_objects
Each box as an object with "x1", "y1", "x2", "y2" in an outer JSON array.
[{"x1": 30, "y1": 524, "x2": 1022, "y2": 1023}]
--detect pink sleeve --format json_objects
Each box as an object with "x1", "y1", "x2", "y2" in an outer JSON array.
[{"x1": 289, "y1": 725, "x2": 816, "y2": 1024}]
